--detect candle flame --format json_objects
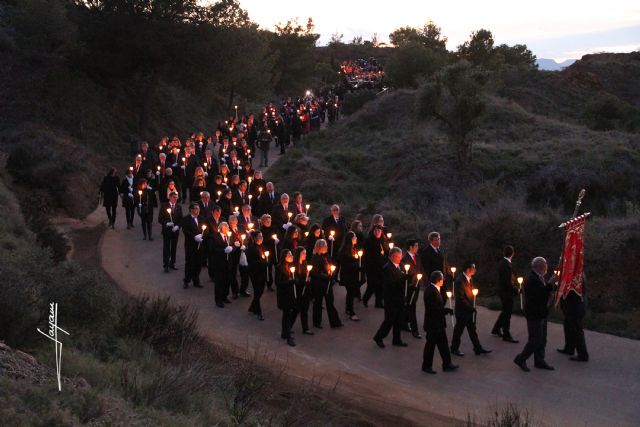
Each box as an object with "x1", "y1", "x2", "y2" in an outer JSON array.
[
  {"x1": 357, "y1": 250, "x2": 363, "y2": 257},
  {"x1": 472, "y1": 289, "x2": 479, "y2": 296},
  {"x1": 517, "y1": 276, "x2": 524, "y2": 285},
  {"x1": 404, "y1": 264, "x2": 410, "y2": 272},
  {"x1": 290, "y1": 266, "x2": 295, "y2": 273},
  {"x1": 446, "y1": 291, "x2": 452, "y2": 298},
  {"x1": 307, "y1": 265, "x2": 313, "y2": 271}
]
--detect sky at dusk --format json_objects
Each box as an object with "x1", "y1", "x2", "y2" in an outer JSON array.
[{"x1": 230, "y1": 0, "x2": 640, "y2": 61}]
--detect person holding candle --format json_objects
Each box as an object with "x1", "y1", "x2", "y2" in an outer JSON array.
[
  {"x1": 450, "y1": 262, "x2": 492, "y2": 356},
  {"x1": 293, "y1": 213, "x2": 310, "y2": 238},
  {"x1": 232, "y1": 180, "x2": 250, "y2": 207},
  {"x1": 305, "y1": 224, "x2": 323, "y2": 253},
  {"x1": 373, "y1": 247, "x2": 409, "y2": 348},
  {"x1": 310, "y1": 239, "x2": 343, "y2": 329},
  {"x1": 292, "y1": 192, "x2": 306, "y2": 215},
  {"x1": 362, "y1": 225, "x2": 388, "y2": 309},
  {"x1": 338, "y1": 231, "x2": 361, "y2": 321},
  {"x1": 293, "y1": 247, "x2": 314, "y2": 335},
  {"x1": 246, "y1": 231, "x2": 268, "y2": 320},
  {"x1": 210, "y1": 221, "x2": 234, "y2": 306},
  {"x1": 227, "y1": 215, "x2": 245, "y2": 299},
  {"x1": 514, "y1": 257, "x2": 559, "y2": 371},
  {"x1": 276, "y1": 249, "x2": 298, "y2": 346},
  {"x1": 180, "y1": 203, "x2": 204, "y2": 289},
  {"x1": 158, "y1": 192, "x2": 183, "y2": 273},
  {"x1": 218, "y1": 188, "x2": 233, "y2": 220},
  {"x1": 422, "y1": 271, "x2": 458, "y2": 374},
  {"x1": 402, "y1": 239, "x2": 423, "y2": 339},
  {"x1": 491, "y1": 245, "x2": 520, "y2": 343},
  {"x1": 238, "y1": 204, "x2": 258, "y2": 233},
  {"x1": 271, "y1": 193, "x2": 293, "y2": 231},
  {"x1": 136, "y1": 178, "x2": 157, "y2": 241},
  {"x1": 321, "y1": 205, "x2": 348, "y2": 259},
  {"x1": 259, "y1": 214, "x2": 278, "y2": 291},
  {"x1": 257, "y1": 126, "x2": 272, "y2": 167}
]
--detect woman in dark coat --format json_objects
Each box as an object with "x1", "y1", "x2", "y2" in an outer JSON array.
[
  {"x1": 338, "y1": 231, "x2": 361, "y2": 321},
  {"x1": 100, "y1": 167, "x2": 120, "y2": 229},
  {"x1": 310, "y1": 239, "x2": 343, "y2": 329},
  {"x1": 246, "y1": 231, "x2": 268, "y2": 320},
  {"x1": 293, "y1": 247, "x2": 314, "y2": 335},
  {"x1": 305, "y1": 223, "x2": 323, "y2": 253},
  {"x1": 275, "y1": 249, "x2": 297, "y2": 346}
]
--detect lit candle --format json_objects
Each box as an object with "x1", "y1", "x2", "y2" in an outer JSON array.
[
  {"x1": 327, "y1": 265, "x2": 336, "y2": 295},
  {"x1": 306, "y1": 264, "x2": 313, "y2": 281},
  {"x1": 248, "y1": 176, "x2": 252, "y2": 184},
  {"x1": 517, "y1": 276, "x2": 524, "y2": 310},
  {"x1": 272, "y1": 234, "x2": 278, "y2": 262},
  {"x1": 290, "y1": 266, "x2": 298, "y2": 297},
  {"x1": 264, "y1": 250, "x2": 269, "y2": 262},
  {"x1": 166, "y1": 207, "x2": 172, "y2": 223},
  {"x1": 226, "y1": 230, "x2": 232, "y2": 260},
  {"x1": 404, "y1": 264, "x2": 411, "y2": 298},
  {"x1": 412, "y1": 273, "x2": 424, "y2": 304},
  {"x1": 357, "y1": 249, "x2": 363, "y2": 281},
  {"x1": 248, "y1": 222, "x2": 254, "y2": 230},
  {"x1": 304, "y1": 231, "x2": 309, "y2": 237},
  {"x1": 137, "y1": 190, "x2": 142, "y2": 206},
  {"x1": 258, "y1": 186, "x2": 263, "y2": 195},
  {"x1": 388, "y1": 242, "x2": 394, "y2": 250},
  {"x1": 450, "y1": 266, "x2": 457, "y2": 308},
  {"x1": 198, "y1": 225, "x2": 207, "y2": 250},
  {"x1": 287, "y1": 212, "x2": 292, "y2": 221},
  {"x1": 305, "y1": 203, "x2": 310, "y2": 215},
  {"x1": 446, "y1": 291, "x2": 454, "y2": 326},
  {"x1": 234, "y1": 105, "x2": 238, "y2": 120},
  {"x1": 472, "y1": 288, "x2": 479, "y2": 323},
  {"x1": 216, "y1": 190, "x2": 221, "y2": 200},
  {"x1": 329, "y1": 230, "x2": 335, "y2": 257},
  {"x1": 387, "y1": 232, "x2": 392, "y2": 239},
  {"x1": 234, "y1": 206, "x2": 239, "y2": 214}
]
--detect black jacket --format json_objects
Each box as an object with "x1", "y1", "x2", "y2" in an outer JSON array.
[
  {"x1": 158, "y1": 202, "x2": 184, "y2": 235},
  {"x1": 100, "y1": 175, "x2": 120, "y2": 207},
  {"x1": 497, "y1": 258, "x2": 518, "y2": 300},
  {"x1": 321, "y1": 215, "x2": 348, "y2": 251},
  {"x1": 275, "y1": 262, "x2": 296, "y2": 309},
  {"x1": 454, "y1": 274, "x2": 476, "y2": 317},
  {"x1": 382, "y1": 262, "x2": 407, "y2": 307},
  {"x1": 423, "y1": 283, "x2": 450, "y2": 333},
  {"x1": 523, "y1": 270, "x2": 554, "y2": 320},
  {"x1": 420, "y1": 245, "x2": 444, "y2": 279}
]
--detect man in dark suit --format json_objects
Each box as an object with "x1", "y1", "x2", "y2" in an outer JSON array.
[
  {"x1": 271, "y1": 193, "x2": 293, "y2": 232},
  {"x1": 210, "y1": 221, "x2": 234, "y2": 307},
  {"x1": 158, "y1": 192, "x2": 183, "y2": 273},
  {"x1": 238, "y1": 204, "x2": 258, "y2": 232},
  {"x1": 373, "y1": 247, "x2": 410, "y2": 348},
  {"x1": 450, "y1": 262, "x2": 492, "y2": 356},
  {"x1": 402, "y1": 239, "x2": 423, "y2": 338},
  {"x1": 558, "y1": 276, "x2": 589, "y2": 362},
  {"x1": 198, "y1": 191, "x2": 214, "y2": 221},
  {"x1": 491, "y1": 245, "x2": 520, "y2": 343},
  {"x1": 422, "y1": 271, "x2": 458, "y2": 374},
  {"x1": 258, "y1": 182, "x2": 279, "y2": 220},
  {"x1": 420, "y1": 231, "x2": 448, "y2": 289},
  {"x1": 232, "y1": 180, "x2": 250, "y2": 208},
  {"x1": 321, "y1": 204, "x2": 348, "y2": 259},
  {"x1": 180, "y1": 203, "x2": 204, "y2": 289},
  {"x1": 514, "y1": 257, "x2": 558, "y2": 372}
]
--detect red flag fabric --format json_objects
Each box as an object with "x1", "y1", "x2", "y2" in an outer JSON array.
[{"x1": 557, "y1": 214, "x2": 587, "y2": 303}]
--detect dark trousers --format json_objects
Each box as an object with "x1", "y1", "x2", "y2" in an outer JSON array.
[
  {"x1": 563, "y1": 316, "x2": 588, "y2": 358},
  {"x1": 405, "y1": 303, "x2": 419, "y2": 332},
  {"x1": 266, "y1": 262, "x2": 274, "y2": 288},
  {"x1": 312, "y1": 283, "x2": 341, "y2": 327},
  {"x1": 451, "y1": 313, "x2": 482, "y2": 351},
  {"x1": 124, "y1": 203, "x2": 135, "y2": 225},
  {"x1": 345, "y1": 282, "x2": 358, "y2": 315},
  {"x1": 249, "y1": 274, "x2": 265, "y2": 315},
  {"x1": 363, "y1": 273, "x2": 383, "y2": 306},
  {"x1": 138, "y1": 208, "x2": 153, "y2": 238},
  {"x1": 184, "y1": 248, "x2": 201, "y2": 286},
  {"x1": 423, "y1": 329, "x2": 452, "y2": 370},
  {"x1": 239, "y1": 265, "x2": 249, "y2": 293},
  {"x1": 374, "y1": 303, "x2": 404, "y2": 343},
  {"x1": 162, "y1": 231, "x2": 179, "y2": 267},
  {"x1": 492, "y1": 296, "x2": 514, "y2": 337},
  {"x1": 517, "y1": 317, "x2": 548, "y2": 365},
  {"x1": 214, "y1": 264, "x2": 230, "y2": 303},
  {"x1": 281, "y1": 307, "x2": 298, "y2": 338},
  {"x1": 228, "y1": 257, "x2": 239, "y2": 296},
  {"x1": 105, "y1": 206, "x2": 117, "y2": 225},
  {"x1": 297, "y1": 296, "x2": 311, "y2": 331}
]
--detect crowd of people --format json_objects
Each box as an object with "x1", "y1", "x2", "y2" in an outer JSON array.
[
  {"x1": 340, "y1": 58, "x2": 385, "y2": 91},
  {"x1": 99, "y1": 95, "x2": 589, "y2": 374}
]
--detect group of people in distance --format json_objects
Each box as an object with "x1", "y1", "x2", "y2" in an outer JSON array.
[{"x1": 99, "y1": 98, "x2": 589, "y2": 373}]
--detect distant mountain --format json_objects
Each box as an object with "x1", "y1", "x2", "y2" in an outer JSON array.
[{"x1": 536, "y1": 58, "x2": 576, "y2": 71}]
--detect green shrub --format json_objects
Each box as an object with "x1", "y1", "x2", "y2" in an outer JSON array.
[{"x1": 340, "y1": 90, "x2": 377, "y2": 115}]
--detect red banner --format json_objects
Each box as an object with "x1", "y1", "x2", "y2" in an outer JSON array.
[{"x1": 557, "y1": 214, "x2": 587, "y2": 303}]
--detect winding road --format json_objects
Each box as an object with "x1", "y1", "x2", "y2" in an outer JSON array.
[{"x1": 96, "y1": 143, "x2": 640, "y2": 426}]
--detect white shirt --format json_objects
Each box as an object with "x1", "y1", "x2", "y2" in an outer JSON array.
[
  {"x1": 504, "y1": 256, "x2": 512, "y2": 263},
  {"x1": 430, "y1": 244, "x2": 439, "y2": 253}
]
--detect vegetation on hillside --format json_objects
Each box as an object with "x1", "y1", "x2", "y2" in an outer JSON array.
[{"x1": 269, "y1": 82, "x2": 640, "y2": 338}]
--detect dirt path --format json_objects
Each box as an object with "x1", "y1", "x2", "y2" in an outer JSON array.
[{"x1": 91, "y1": 142, "x2": 640, "y2": 426}]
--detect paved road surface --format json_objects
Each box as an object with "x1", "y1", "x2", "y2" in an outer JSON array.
[{"x1": 97, "y1": 143, "x2": 640, "y2": 426}]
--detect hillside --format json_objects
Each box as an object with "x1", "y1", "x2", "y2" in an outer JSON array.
[{"x1": 268, "y1": 66, "x2": 640, "y2": 337}]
